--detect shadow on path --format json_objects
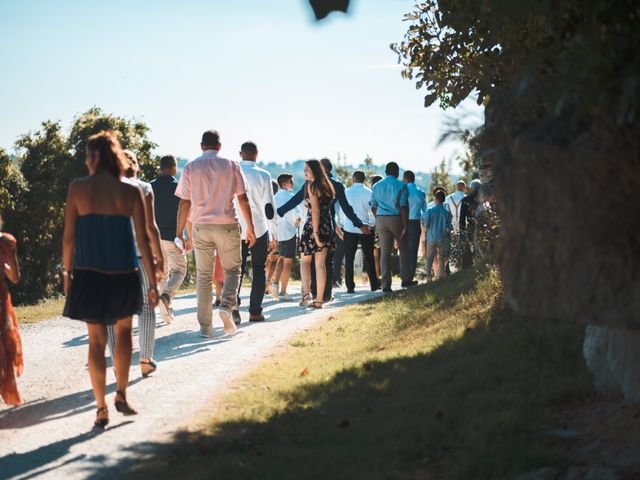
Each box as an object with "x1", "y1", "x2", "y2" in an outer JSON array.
[{"x1": 0, "y1": 421, "x2": 132, "y2": 480}]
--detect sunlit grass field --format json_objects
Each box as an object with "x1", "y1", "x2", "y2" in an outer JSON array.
[{"x1": 121, "y1": 266, "x2": 592, "y2": 479}]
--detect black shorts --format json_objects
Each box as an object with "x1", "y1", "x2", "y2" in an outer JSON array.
[{"x1": 279, "y1": 236, "x2": 297, "y2": 259}]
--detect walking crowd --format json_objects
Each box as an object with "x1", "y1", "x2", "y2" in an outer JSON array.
[{"x1": 0, "y1": 129, "x2": 482, "y2": 428}]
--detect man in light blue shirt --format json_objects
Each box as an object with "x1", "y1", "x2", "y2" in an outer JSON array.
[
  {"x1": 338, "y1": 170, "x2": 380, "y2": 293},
  {"x1": 423, "y1": 189, "x2": 453, "y2": 281},
  {"x1": 370, "y1": 162, "x2": 415, "y2": 291},
  {"x1": 403, "y1": 170, "x2": 426, "y2": 281}
]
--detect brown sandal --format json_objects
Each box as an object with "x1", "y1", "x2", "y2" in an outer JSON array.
[
  {"x1": 114, "y1": 390, "x2": 138, "y2": 416},
  {"x1": 311, "y1": 300, "x2": 323, "y2": 309},
  {"x1": 94, "y1": 406, "x2": 109, "y2": 429},
  {"x1": 140, "y1": 359, "x2": 157, "y2": 378}
]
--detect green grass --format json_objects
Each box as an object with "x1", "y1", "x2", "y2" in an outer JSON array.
[{"x1": 113, "y1": 266, "x2": 593, "y2": 479}]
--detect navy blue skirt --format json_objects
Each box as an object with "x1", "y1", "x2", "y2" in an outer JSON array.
[{"x1": 63, "y1": 269, "x2": 142, "y2": 325}]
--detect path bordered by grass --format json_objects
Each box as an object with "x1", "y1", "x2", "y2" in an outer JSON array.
[{"x1": 122, "y1": 267, "x2": 592, "y2": 479}]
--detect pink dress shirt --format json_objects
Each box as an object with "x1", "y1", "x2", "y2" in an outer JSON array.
[{"x1": 175, "y1": 150, "x2": 248, "y2": 224}]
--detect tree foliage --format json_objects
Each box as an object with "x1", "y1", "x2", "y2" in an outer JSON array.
[
  {"x1": 7, "y1": 109, "x2": 158, "y2": 303},
  {"x1": 392, "y1": 0, "x2": 640, "y2": 129},
  {"x1": 428, "y1": 160, "x2": 454, "y2": 197}
]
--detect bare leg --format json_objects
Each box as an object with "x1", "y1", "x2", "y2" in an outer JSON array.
[
  {"x1": 374, "y1": 248, "x2": 380, "y2": 278},
  {"x1": 300, "y1": 254, "x2": 313, "y2": 298},
  {"x1": 113, "y1": 316, "x2": 133, "y2": 395},
  {"x1": 280, "y1": 258, "x2": 293, "y2": 294},
  {"x1": 86, "y1": 323, "x2": 108, "y2": 409},
  {"x1": 314, "y1": 249, "x2": 329, "y2": 304}
]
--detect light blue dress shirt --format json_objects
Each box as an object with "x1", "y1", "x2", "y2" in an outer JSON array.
[
  {"x1": 370, "y1": 175, "x2": 409, "y2": 216},
  {"x1": 406, "y1": 182, "x2": 426, "y2": 220},
  {"x1": 424, "y1": 203, "x2": 453, "y2": 244}
]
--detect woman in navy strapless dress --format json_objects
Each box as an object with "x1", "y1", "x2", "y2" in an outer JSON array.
[{"x1": 62, "y1": 130, "x2": 159, "y2": 429}]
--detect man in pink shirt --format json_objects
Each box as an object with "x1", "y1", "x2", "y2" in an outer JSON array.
[{"x1": 175, "y1": 130, "x2": 256, "y2": 338}]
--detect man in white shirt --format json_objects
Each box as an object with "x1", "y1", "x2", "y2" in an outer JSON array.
[
  {"x1": 340, "y1": 170, "x2": 380, "y2": 292},
  {"x1": 233, "y1": 141, "x2": 277, "y2": 323},
  {"x1": 272, "y1": 173, "x2": 300, "y2": 301},
  {"x1": 444, "y1": 181, "x2": 466, "y2": 231}
]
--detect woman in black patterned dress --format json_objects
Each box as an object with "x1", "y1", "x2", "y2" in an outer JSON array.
[{"x1": 298, "y1": 159, "x2": 335, "y2": 308}]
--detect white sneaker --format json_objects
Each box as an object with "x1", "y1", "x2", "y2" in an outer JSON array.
[
  {"x1": 271, "y1": 282, "x2": 279, "y2": 301},
  {"x1": 219, "y1": 308, "x2": 238, "y2": 336},
  {"x1": 279, "y1": 293, "x2": 294, "y2": 302}
]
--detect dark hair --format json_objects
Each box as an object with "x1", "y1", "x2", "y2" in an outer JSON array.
[
  {"x1": 160, "y1": 155, "x2": 177, "y2": 170},
  {"x1": 87, "y1": 130, "x2": 127, "y2": 177},
  {"x1": 435, "y1": 190, "x2": 446, "y2": 202},
  {"x1": 241, "y1": 141, "x2": 258, "y2": 154},
  {"x1": 272, "y1": 179, "x2": 279, "y2": 194},
  {"x1": 320, "y1": 157, "x2": 332, "y2": 173},
  {"x1": 352, "y1": 170, "x2": 365, "y2": 183},
  {"x1": 403, "y1": 170, "x2": 415, "y2": 183},
  {"x1": 201, "y1": 130, "x2": 221, "y2": 148},
  {"x1": 277, "y1": 173, "x2": 293, "y2": 188},
  {"x1": 305, "y1": 159, "x2": 335, "y2": 201},
  {"x1": 432, "y1": 185, "x2": 448, "y2": 195},
  {"x1": 385, "y1": 162, "x2": 399, "y2": 177},
  {"x1": 370, "y1": 174, "x2": 383, "y2": 186}
]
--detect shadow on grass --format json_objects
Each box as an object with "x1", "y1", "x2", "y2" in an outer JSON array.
[{"x1": 83, "y1": 278, "x2": 592, "y2": 480}]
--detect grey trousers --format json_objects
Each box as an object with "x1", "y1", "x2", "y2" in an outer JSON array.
[
  {"x1": 192, "y1": 223, "x2": 242, "y2": 329},
  {"x1": 159, "y1": 239, "x2": 187, "y2": 298},
  {"x1": 375, "y1": 215, "x2": 411, "y2": 289}
]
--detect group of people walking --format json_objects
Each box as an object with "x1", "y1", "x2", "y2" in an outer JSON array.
[{"x1": 0, "y1": 127, "x2": 482, "y2": 429}]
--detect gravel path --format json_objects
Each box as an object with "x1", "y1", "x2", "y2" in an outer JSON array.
[{"x1": 0, "y1": 284, "x2": 384, "y2": 480}]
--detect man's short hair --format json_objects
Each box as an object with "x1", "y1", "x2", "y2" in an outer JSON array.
[
  {"x1": 201, "y1": 130, "x2": 220, "y2": 148},
  {"x1": 352, "y1": 170, "x2": 365, "y2": 183},
  {"x1": 320, "y1": 158, "x2": 332, "y2": 173},
  {"x1": 241, "y1": 141, "x2": 258, "y2": 154},
  {"x1": 385, "y1": 162, "x2": 399, "y2": 177},
  {"x1": 277, "y1": 173, "x2": 294, "y2": 188},
  {"x1": 403, "y1": 170, "x2": 415, "y2": 183},
  {"x1": 160, "y1": 155, "x2": 177, "y2": 170},
  {"x1": 435, "y1": 190, "x2": 446, "y2": 202},
  {"x1": 272, "y1": 179, "x2": 279, "y2": 194},
  {"x1": 370, "y1": 174, "x2": 383, "y2": 186}
]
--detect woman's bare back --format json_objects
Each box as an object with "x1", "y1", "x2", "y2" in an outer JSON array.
[{"x1": 71, "y1": 174, "x2": 138, "y2": 217}]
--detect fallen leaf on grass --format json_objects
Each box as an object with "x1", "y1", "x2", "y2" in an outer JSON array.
[
  {"x1": 299, "y1": 367, "x2": 309, "y2": 377},
  {"x1": 363, "y1": 362, "x2": 373, "y2": 372},
  {"x1": 337, "y1": 419, "x2": 350, "y2": 428},
  {"x1": 376, "y1": 346, "x2": 386, "y2": 351}
]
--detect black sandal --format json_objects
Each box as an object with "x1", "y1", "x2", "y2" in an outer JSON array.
[
  {"x1": 114, "y1": 390, "x2": 138, "y2": 416},
  {"x1": 140, "y1": 359, "x2": 157, "y2": 378},
  {"x1": 94, "y1": 406, "x2": 109, "y2": 429}
]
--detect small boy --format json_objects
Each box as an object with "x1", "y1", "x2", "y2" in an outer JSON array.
[
  {"x1": 423, "y1": 189, "x2": 453, "y2": 281},
  {"x1": 273, "y1": 173, "x2": 301, "y2": 300}
]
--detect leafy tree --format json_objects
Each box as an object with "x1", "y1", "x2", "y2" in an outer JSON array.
[
  {"x1": 0, "y1": 148, "x2": 28, "y2": 224},
  {"x1": 428, "y1": 160, "x2": 454, "y2": 198},
  {"x1": 13, "y1": 121, "x2": 70, "y2": 302},
  {"x1": 333, "y1": 152, "x2": 353, "y2": 187},
  {"x1": 9, "y1": 110, "x2": 158, "y2": 303},
  {"x1": 65, "y1": 107, "x2": 159, "y2": 184}
]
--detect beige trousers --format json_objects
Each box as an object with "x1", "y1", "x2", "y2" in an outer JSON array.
[{"x1": 192, "y1": 223, "x2": 242, "y2": 328}]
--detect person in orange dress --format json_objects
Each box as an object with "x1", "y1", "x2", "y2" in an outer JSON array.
[{"x1": 0, "y1": 215, "x2": 23, "y2": 406}]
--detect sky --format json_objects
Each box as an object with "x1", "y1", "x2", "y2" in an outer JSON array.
[{"x1": 0, "y1": 0, "x2": 483, "y2": 173}]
